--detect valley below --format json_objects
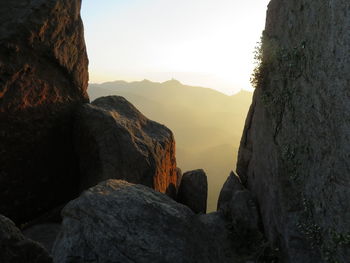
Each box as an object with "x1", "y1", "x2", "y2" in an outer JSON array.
[{"x1": 88, "y1": 79, "x2": 252, "y2": 211}]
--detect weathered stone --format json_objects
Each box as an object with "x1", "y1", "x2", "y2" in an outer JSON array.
[
  {"x1": 73, "y1": 96, "x2": 178, "y2": 196},
  {"x1": 52, "y1": 180, "x2": 237, "y2": 263},
  {"x1": 196, "y1": 212, "x2": 237, "y2": 260},
  {"x1": 177, "y1": 169, "x2": 208, "y2": 213},
  {"x1": 229, "y1": 190, "x2": 261, "y2": 239},
  {"x1": 217, "y1": 171, "x2": 244, "y2": 212},
  {"x1": 0, "y1": 0, "x2": 89, "y2": 224},
  {"x1": 237, "y1": 0, "x2": 350, "y2": 262},
  {"x1": 0, "y1": 215, "x2": 52, "y2": 263}
]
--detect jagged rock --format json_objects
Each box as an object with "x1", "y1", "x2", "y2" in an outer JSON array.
[
  {"x1": 237, "y1": 0, "x2": 350, "y2": 262},
  {"x1": 0, "y1": 215, "x2": 52, "y2": 263},
  {"x1": 74, "y1": 96, "x2": 178, "y2": 196},
  {"x1": 0, "y1": 0, "x2": 89, "y2": 224},
  {"x1": 52, "y1": 180, "x2": 237, "y2": 263},
  {"x1": 177, "y1": 169, "x2": 208, "y2": 213},
  {"x1": 23, "y1": 224, "x2": 62, "y2": 253},
  {"x1": 217, "y1": 171, "x2": 244, "y2": 212},
  {"x1": 217, "y1": 173, "x2": 262, "y2": 255}
]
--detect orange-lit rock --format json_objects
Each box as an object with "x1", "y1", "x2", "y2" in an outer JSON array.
[
  {"x1": 74, "y1": 96, "x2": 178, "y2": 196},
  {"x1": 0, "y1": 0, "x2": 89, "y2": 224},
  {"x1": 0, "y1": 0, "x2": 88, "y2": 112}
]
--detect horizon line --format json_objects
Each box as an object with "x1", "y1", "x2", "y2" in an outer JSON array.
[{"x1": 88, "y1": 78, "x2": 254, "y2": 96}]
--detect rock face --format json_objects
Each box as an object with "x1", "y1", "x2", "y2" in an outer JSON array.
[
  {"x1": 0, "y1": 0, "x2": 89, "y2": 223},
  {"x1": 217, "y1": 171, "x2": 244, "y2": 212},
  {"x1": 53, "y1": 180, "x2": 236, "y2": 263},
  {"x1": 177, "y1": 169, "x2": 208, "y2": 213},
  {"x1": 217, "y1": 173, "x2": 262, "y2": 255},
  {"x1": 23, "y1": 224, "x2": 62, "y2": 253},
  {"x1": 74, "y1": 96, "x2": 178, "y2": 196},
  {"x1": 228, "y1": 190, "x2": 261, "y2": 240},
  {"x1": 0, "y1": 215, "x2": 52, "y2": 263},
  {"x1": 237, "y1": 0, "x2": 350, "y2": 262}
]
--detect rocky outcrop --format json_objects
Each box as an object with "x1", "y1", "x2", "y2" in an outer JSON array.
[
  {"x1": 177, "y1": 169, "x2": 208, "y2": 213},
  {"x1": 217, "y1": 171, "x2": 244, "y2": 212},
  {"x1": 74, "y1": 96, "x2": 178, "y2": 196},
  {"x1": 53, "y1": 180, "x2": 237, "y2": 263},
  {"x1": 0, "y1": 0, "x2": 89, "y2": 223},
  {"x1": 228, "y1": 190, "x2": 262, "y2": 242},
  {"x1": 237, "y1": 0, "x2": 350, "y2": 262},
  {"x1": 0, "y1": 215, "x2": 52, "y2": 263},
  {"x1": 217, "y1": 173, "x2": 263, "y2": 255}
]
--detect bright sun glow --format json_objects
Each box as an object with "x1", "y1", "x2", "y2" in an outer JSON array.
[{"x1": 81, "y1": 0, "x2": 270, "y2": 95}]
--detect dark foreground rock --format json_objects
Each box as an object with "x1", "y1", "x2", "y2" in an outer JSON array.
[
  {"x1": 217, "y1": 171, "x2": 244, "y2": 212},
  {"x1": 0, "y1": 0, "x2": 89, "y2": 224},
  {"x1": 237, "y1": 0, "x2": 350, "y2": 262},
  {"x1": 74, "y1": 96, "x2": 178, "y2": 196},
  {"x1": 177, "y1": 169, "x2": 208, "y2": 213},
  {"x1": 0, "y1": 215, "x2": 52, "y2": 263},
  {"x1": 52, "y1": 180, "x2": 237, "y2": 263},
  {"x1": 217, "y1": 173, "x2": 263, "y2": 256},
  {"x1": 23, "y1": 224, "x2": 62, "y2": 254},
  {"x1": 228, "y1": 190, "x2": 263, "y2": 252}
]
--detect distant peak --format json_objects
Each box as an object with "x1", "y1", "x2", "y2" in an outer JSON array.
[{"x1": 162, "y1": 79, "x2": 182, "y2": 85}]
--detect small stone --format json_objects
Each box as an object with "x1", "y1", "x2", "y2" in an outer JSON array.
[{"x1": 176, "y1": 169, "x2": 208, "y2": 213}]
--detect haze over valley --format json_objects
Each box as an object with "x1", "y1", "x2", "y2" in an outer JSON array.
[
  {"x1": 89, "y1": 80, "x2": 252, "y2": 210},
  {"x1": 1, "y1": 1, "x2": 348, "y2": 262}
]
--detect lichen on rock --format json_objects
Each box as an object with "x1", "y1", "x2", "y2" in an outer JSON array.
[{"x1": 237, "y1": 0, "x2": 350, "y2": 262}]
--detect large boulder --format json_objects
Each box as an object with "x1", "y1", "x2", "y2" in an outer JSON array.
[
  {"x1": 0, "y1": 215, "x2": 52, "y2": 263},
  {"x1": 52, "y1": 180, "x2": 237, "y2": 263},
  {"x1": 0, "y1": 0, "x2": 89, "y2": 224},
  {"x1": 237, "y1": 0, "x2": 350, "y2": 262},
  {"x1": 177, "y1": 169, "x2": 208, "y2": 213},
  {"x1": 74, "y1": 96, "x2": 178, "y2": 196}
]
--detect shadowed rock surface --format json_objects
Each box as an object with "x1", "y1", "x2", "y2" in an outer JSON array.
[
  {"x1": 217, "y1": 171, "x2": 244, "y2": 212},
  {"x1": 74, "y1": 96, "x2": 178, "y2": 196},
  {"x1": 0, "y1": 0, "x2": 89, "y2": 224},
  {"x1": 228, "y1": 190, "x2": 262, "y2": 245},
  {"x1": 23, "y1": 224, "x2": 62, "y2": 254},
  {"x1": 52, "y1": 180, "x2": 237, "y2": 263},
  {"x1": 217, "y1": 173, "x2": 263, "y2": 257},
  {"x1": 237, "y1": 0, "x2": 350, "y2": 262},
  {"x1": 177, "y1": 169, "x2": 208, "y2": 213},
  {"x1": 0, "y1": 215, "x2": 52, "y2": 263},
  {"x1": 176, "y1": 167, "x2": 183, "y2": 189}
]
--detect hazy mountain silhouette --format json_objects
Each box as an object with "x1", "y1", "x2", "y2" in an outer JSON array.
[{"x1": 88, "y1": 79, "x2": 252, "y2": 211}]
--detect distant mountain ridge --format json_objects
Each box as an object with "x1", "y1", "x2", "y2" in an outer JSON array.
[{"x1": 88, "y1": 79, "x2": 252, "y2": 211}]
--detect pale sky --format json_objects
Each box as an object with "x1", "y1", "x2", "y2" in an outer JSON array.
[{"x1": 81, "y1": 0, "x2": 270, "y2": 95}]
